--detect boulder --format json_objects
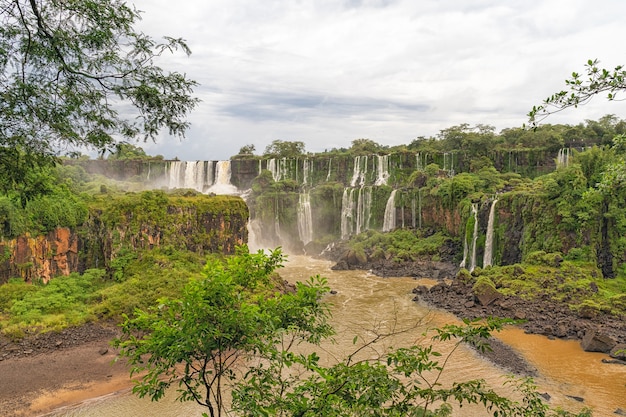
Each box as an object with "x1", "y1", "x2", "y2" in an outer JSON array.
[
  {"x1": 581, "y1": 330, "x2": 616, "y2": 353},
  {"x1": 472, "y1": 277, "x2": 501, "y2": 307},
  {"x1": 609, "y1": 344, "x2": 626, "y2": 361}
]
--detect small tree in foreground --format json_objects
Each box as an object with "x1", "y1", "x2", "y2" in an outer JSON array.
[
  {"x1": 116, "y1": 247, "x2": 592, "y2": 417},
  {"x1": 115, "y1": 247, "x2": 333, "y2": 417}
]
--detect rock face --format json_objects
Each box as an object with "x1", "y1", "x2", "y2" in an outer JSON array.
[
  {"x1": 0, "y1": 228, "x2": 79, "y2": 283},
  {"x1": 0, "y1": 192, "x2": 249, "y2": 284}
]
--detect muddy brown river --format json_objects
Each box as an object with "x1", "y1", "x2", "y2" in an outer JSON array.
[{"x1": 44, "y1": 256, "x2": 626, "y2": 416}]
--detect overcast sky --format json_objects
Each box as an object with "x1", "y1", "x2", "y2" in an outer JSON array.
[{"x1": 130, "y1": 0, "x2": 626, "y2": 161}]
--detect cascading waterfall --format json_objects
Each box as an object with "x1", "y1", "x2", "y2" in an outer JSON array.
[
  {"x1": 168, "y1": 161, "x2": 213, "y2": 192},
  {"x1": 374, "y1": 155, "x2": 390, "y2": 186},
  {"x1": 326, "y1": 158, "x2": 332, "y2": 182},
  {"x1": 302, "y1": 159, "x2": 312, "y2": 186},
  {"x1": 207, "y1": 161, "x2": 238, "y2": 194},
  {"x1": 382, "y1": 190, "x2": 397, "y2": 232},
  {"x1": 355, "y1": 187, "x2": 372, "y2": 235},
  {"x1": 469, "y1": 203, "x2": 479, "y2": 271},
  {"x1": 267, "y1": 158, "x2": 293, "y2": 182},
  {"x1": 267, "y1": 159, "x2": 280, "y2": 182},
  {"x1": 341, "y1": 188, "x2": 355, "y2": 240},
  {"x1": 556, "y1": 148, "x2": 570, "y2": 168},
  {"x1": 443, "y1": 152, "x2": 455, "y2": 176},
  {"x1": 460, "y1": 203, "x2": 478, "y2": 271},
  {"x1": 167, "y1": 161, "x2": 183, "y2": 188},
  {"x1": 483, "y1": 199, "x2": 498, "y2": 268},
  {"x1": 350, "y1": 156, "x2": 368, "y2": 187},
  {"x1": 416, "y1": 152, "x2": 426, "y2": 171},
  {"x1": 297, "y1": 192, "x2": 313, "y2": 245}
]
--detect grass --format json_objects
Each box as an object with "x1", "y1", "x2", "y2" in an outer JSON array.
[
  {"x1": 0, "y1": 248, "x2": 207, "y2": 340},
  {"x1": 472, "y1": 255, "x2": 626, "y2": 317}
]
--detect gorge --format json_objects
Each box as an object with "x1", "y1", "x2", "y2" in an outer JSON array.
[{"x1": 2, "y1": 136, "x2": 626, "y2": 416}]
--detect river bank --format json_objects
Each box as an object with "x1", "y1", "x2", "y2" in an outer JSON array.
[{"x1": 0, "y1": 323, "x2": 132, "y2": 417}]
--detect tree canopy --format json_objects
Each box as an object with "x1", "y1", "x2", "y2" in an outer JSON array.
[
  {"x1": 263, "y1": 140, "x2": 306, "y2": 158},
  {"x1": 0, "y1": 0, "x2": 198, "y2": 190}
]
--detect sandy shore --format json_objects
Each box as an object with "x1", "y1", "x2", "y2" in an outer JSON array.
[{"x1": 0, "y1": 326, "x2": 133, "y2": 417}]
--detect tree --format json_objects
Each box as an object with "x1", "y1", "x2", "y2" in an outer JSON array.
[
  {"x1": 350, "y1": 138, "x2": 383, "y2": 155},
  {"x1": 117, "y1": 247, "x2": 592, "y2": 417},
  {"x1": 115, "y1": 247, "x2": 333, "y2": 417},
  {"x1": 238, "y1": 144, "x2": 256, "y2": 155},
  {"x1": 263, "y1": 140, "x2": 306, "y2": 158},
  {"x1": 0, "y1": 0, "x2": 199, "y2": 193},
  {"x1": 233, "y1": 317, "x2": 591, "y2": 417},
  {"x1": 528, "y1": 59, "x2": 626, "y2": 127},
  {"x1": 107, "y1": 143, "x2": 148, "y2": 160}
]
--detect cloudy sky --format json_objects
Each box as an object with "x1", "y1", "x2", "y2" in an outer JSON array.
[{"x1": 130, "y1": 0, "x2": 626, "y2": 161}]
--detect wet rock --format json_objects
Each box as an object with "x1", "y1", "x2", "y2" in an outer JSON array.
[
  {"x1": 602, "y1": 358, "x2": 626, "y2": 365},
  {"x1": 429, "y1": 282, "x2": 448, "y2": 293},
  {"x1": 581, "y1": 330, "x2": 616, "y2": 353},
  {"x1": 567, "y1": 395, "x2": 584, "y2": 403},
  {"x1": 609, "y1": 344, "x2": 626, "y2": 361},
  {"x1": 412, "y1": 285, "x2": 429, "y2": 295}
]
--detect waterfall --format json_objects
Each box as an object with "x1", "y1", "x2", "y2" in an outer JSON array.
[
  {"x1": 382, "y1": 190, "x2": 397, "y2": 232},
  {"x1": 326, "y1": 158, "x2": 332, "y2": 182},
  {"x1": 374, "y1": 155, "x2": 389, "y2": 186},
  {"x1": 443, "y1": 152, "x2": 455, "y2": 176},
  {"x1": 483, "y1": 199, "x2": 498, "y2": 268},
  {"x1": 297, "y1": 192, "x2": 313, "y2": 245},
  {"x1": 168, "y1": 161, "x2": 183, "y2": 188},
  {"x1": 460, "y1": 203, "x2": 478, "y2": 271},
  {"x1": 267, "y1": 159, "x2": 280, "y2": 181},
  {"x1": 207, "y1": 161, "x2": 238, "y2": 194},
  {"x1": 355, "y1": 187, "x2": 372, "y2": 235},
  {"x1": 341, "y1": 188, "x2": 355, "y2": 240},
  {"x1": 168, "y1": 161, "x2": 213, "y2": 192},
  {"x1": 267, "y1": 158, "x2": 292, "y2": 182},
  {"x1": 416, "y1": 152, "x2": 426, "y2": 171},
  {"x1": 557, "y1": 148, "x2": 570, "y2": 168},
  {"x1": 469, "y1": 203, "x2": 479, "y2": 272},
  {"x1": 350, "y1": 156, "x2": 367, "y2": 187},
  {"x1": 302, "y1": 159, "x2": 311, "y2": 186}
]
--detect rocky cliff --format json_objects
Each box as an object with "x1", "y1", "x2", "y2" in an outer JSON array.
[{"x1": 0, "y1": 191, "x2": 249, "y2": 284}]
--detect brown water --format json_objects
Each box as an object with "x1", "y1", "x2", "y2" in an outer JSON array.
[{"x1": 43, "y1": 256, "x2": 625, "y2": 416}]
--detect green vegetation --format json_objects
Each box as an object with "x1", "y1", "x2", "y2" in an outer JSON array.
[
  {"x1": 466, "y1": 252, "x2": 626, "y2": 317},
  {"x1": 0, "y1": 248, "x2": 207, "y2": 339},
  {"x1": 347, "y1": 229, "x2": 451, "y2": 263},
  {"x1": 1, "y1": 0, "x2": 198, "y2": 199},
  {"x1": 114, "y1": 249, "x2": 590, "y2": 417}
]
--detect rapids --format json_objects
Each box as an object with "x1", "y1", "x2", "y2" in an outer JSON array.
[{"x1": 42, "y1": 256, "x2": 624, "y2": 417}]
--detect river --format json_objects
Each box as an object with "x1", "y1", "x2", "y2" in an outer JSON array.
[{"x1": 43, "y1": 256, "x2": 625, "y2": 417}]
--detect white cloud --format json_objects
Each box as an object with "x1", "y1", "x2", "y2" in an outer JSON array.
[{"x1": 134, "y1": 0, "x2": 626, "y2": 160}]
